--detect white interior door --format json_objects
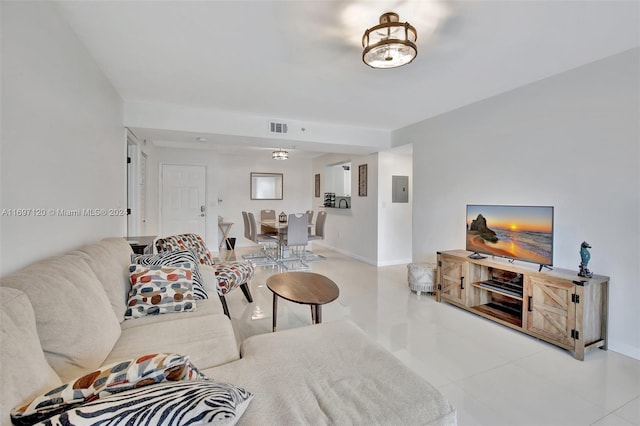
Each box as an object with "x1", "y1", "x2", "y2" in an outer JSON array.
[
  {"x1": 126, "y1": 131, "x2": 144, "y2": 237},
  {"x1": 139, "y1": 152, "x2": 148, "y2": 234},
  {"x1": 127, "y1": 143, "x2": 139, "y2": 236},
  {"x1": 160, "y1": 164, "x2": 206, "y2": 238}
]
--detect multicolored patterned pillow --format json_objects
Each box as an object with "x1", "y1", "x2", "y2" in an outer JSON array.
[
  {"x1": 125, "y1": 263, "x2": 195, "y2": 319},
  {"x1": 131, "y1": 249, "x2": 208, "y2": 299},
  {"x1": 11, "y1": 353, "x2": 207, "y2": 426},
  {"x1": 32, "y1": 380, "x2": 252, "y2": 426}
]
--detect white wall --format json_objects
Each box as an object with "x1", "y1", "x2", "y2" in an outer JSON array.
[
  {"x1": 312, "y1": 150, "x2": 412, "y2": 267},
  {"x1": 394, "y1": 48, "x2": 640, "y2": 359},
  {"x1": 145, "y1": 148, "x2": 312, "y2": 253},
  {"x1": 0, "y1": 1, "x2": 125, "y2": 275},
  {"x1": 312, "y1": 153, "x2": 379, "y2": 264},
  {"x1": 147, "y1": 147, "x2": 410, "y2": 266},
  {"x1": 378, "y1": 149, "x2": 413, "y2": 266},
  {"x1": 214, "y1": 153, "x2": 313, "y2": 251}
]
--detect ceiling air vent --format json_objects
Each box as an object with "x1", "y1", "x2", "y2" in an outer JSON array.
[{"x1": 269, "y1": 121, "x2": 288, "y2": 134}]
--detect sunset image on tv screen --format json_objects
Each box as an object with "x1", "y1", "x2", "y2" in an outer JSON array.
[{"x1": 466, "y1": 205, "x2": 553, "y2": 265}]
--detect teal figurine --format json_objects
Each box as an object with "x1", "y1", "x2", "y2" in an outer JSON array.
[{"x1": 578, "y1": 241, "x2": 593, "y2": 278}]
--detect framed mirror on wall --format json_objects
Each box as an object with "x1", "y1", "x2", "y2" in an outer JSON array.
[{"x1": 250, "y1": 172, "x2": 283, "y2": 200}]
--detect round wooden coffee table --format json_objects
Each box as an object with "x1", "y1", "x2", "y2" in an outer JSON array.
[{"x1": 266, "y1": 271, "x2": 339, "y2": 332}]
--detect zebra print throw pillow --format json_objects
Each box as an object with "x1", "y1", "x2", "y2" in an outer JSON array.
[
  {"x1": 132, "y1": 249, "x2": 208, "y2": 299},
  {"x1": 34, "y1": 380, "x2": 253, "y2": 426},
  {"x1": 11, "y1": 353, "x2": 207, "y2": 426}
]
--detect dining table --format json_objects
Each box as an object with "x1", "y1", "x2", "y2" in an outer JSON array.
[
  {"x1": 259, "y1": 219, "x2": 289, "y2": 260},
  {"x1": 260, "y1": 217, "x2": 314, "y2": 261}
]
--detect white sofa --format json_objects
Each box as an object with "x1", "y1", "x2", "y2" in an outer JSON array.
[{"x1": 0, "y1": 238, "x2": 456, "y2": 425}]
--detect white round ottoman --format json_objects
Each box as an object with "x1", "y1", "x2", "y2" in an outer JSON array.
[{"x1": 407, "y1": 262, "x2": 437, "y2": 295}]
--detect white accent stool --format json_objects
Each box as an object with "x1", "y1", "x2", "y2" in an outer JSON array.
[{"x1": 407, "y1": 262, "x2": 437, "y2": 295}]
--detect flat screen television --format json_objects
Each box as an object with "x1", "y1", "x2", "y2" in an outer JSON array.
[{"x1": 466, "y1": 204, "x2": 554, "y2": 268}]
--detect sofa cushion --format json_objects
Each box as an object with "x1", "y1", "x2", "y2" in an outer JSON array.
[
  {"x1": 34, "y1": 380, "x2": 252, "y2": 426},
  {"x1": 203, "y1": 320, "x2": 456, "y2": 426},
  {"x1": 125, "y1": 264, "x2": 195, "y2": 319},
  {"x1": 1, "y1": 253, "x2": 122, "y2": 382},
  {"x1": 73, "y1": 238, "x2": 134, "y2": 322},
  {"x1": 0, "y1": 287, "x2": 62, "y2": 426},
  {"x1": 132, "y1": 249, "x2": 208, "y2": 299},
  {"x1": 104, "y1": 313, "x2": 240, "y2": 371},
  {"x1": 11, "y1": 353, "x2": 206, "y2": 426}
]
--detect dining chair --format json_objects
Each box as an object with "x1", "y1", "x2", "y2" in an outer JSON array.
[
  {"x1": 306, "y1": 210, "x2": 327, "y2": 261},
  {"x1": 260, "y1": 209, "x2": 277, "y2": 235},
  {"x1": 306, "y1": 210, "x2": 314, "y2": 226},
  {"x1": 247, "y1": 212, "x2": 278, "y2": 266},
  {"x1": 281, "y1": 213, "x2": 310, "y2": 270},
  {"x1": 242, "y1": 211, "x2": 251, "y2": 240},
  {"x1": 241, "y1": 211, "x2": 266, "y2": 260},
  {"x1": 308, "y1": 210, "x2": 327, "y2": 242},
  {"x1": 155, "y1": 233, "x2": 254, "y2": 317}
]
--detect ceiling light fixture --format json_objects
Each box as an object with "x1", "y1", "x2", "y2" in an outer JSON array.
[
  {"x1": 272, "y1": 149, "x2": 288, "y2": 160},
  {"x1": 362, "y1": 12, "x2": 417, "y2": 69}
]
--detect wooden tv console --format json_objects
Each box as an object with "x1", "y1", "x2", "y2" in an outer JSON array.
[{"x1": 436, "y1": 250, "x2": 609, "y2": 360}]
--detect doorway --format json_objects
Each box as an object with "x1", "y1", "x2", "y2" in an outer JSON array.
[
  {"x1": 160, "y1": 164, "x2": 207, "y2": 239},
  {"x1": 127, "y1": 132, "x2": 147, "y2": 236}
]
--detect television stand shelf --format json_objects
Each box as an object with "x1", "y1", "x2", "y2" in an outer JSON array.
[
  {"x1": 436, "y1": 250, "x2": 609, "y2": 360},
  {"x1": 476, "y1": 279, "x2": 523, "y2": 298}
]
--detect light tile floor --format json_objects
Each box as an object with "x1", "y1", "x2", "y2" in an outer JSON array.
[{"x1": 220, "y1": 246, "x2": 640, "y2": 426}]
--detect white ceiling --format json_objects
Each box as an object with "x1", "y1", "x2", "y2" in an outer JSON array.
[{"x1": 55, "y1": 0, "x2": 639, "y2": 156}]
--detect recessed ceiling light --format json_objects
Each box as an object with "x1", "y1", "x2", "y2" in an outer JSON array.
[{"x1": 196, "y1": 137, "x2": 207, "y2": 142}]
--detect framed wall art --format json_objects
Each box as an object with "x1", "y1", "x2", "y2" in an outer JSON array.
[
  {"x1": 358, "y1": 164, "x2": 367, "y2": 197},
  {"x1": 314, "y1": 173, "x2": 321, "y2": 197}
]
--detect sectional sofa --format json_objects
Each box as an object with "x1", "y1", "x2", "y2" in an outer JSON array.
[{"x1": 0, "y1": 237, "x2": 456, "y2": 425}]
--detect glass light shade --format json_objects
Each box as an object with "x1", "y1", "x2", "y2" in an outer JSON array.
[
  {"x1": 272, "y1": 149, "x2": 288, "y2": 160},
  {"x1": 362, "y1": 12, "x2": 417, "y2": 69}
]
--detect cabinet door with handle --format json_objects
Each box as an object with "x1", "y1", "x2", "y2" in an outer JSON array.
[
  {"x1": 438, "y1": 256, "x2": 467, "y2": 306},
  {"x1": 525, "y1": 276, "x2": 575, "y2": 348}
]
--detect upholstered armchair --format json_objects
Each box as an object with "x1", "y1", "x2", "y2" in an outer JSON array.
[{"x1": 155, "y1": 233, "x2": 254, "y2": 317}]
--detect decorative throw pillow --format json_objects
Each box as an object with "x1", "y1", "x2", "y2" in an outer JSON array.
[
  {"x1": 132, "y1": 249, "x2": 208, "y2": 299},
  {"x1": 34, "y1": 380, "x2": 252, "y2": 426},
  {"x1": 11, "y1": 353, "x2": 207, "y2": 426},
  {"x1": 125, "y1": 264, "x2": 195, "y2": 319}
]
